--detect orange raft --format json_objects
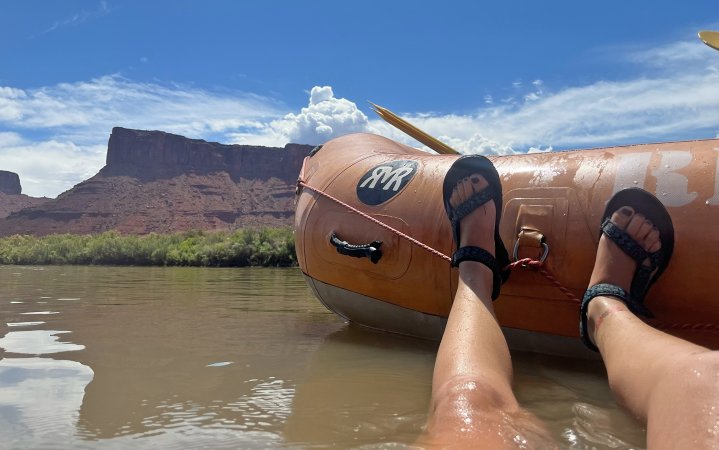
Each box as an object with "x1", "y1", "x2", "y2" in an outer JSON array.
[{"x1": 294, "y1": 133, "x2": 719, "y2": 355}]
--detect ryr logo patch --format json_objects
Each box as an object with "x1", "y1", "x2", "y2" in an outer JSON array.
[{"x1": 356, "y1": 160, "x2": 418, "y2": 205}]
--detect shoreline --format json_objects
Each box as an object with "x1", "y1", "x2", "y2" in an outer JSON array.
[{"x1": 0, "y1": 227, "x2": 297, "y2": 267}]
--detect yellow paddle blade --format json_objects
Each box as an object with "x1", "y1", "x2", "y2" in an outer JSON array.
[
  {"x1": 369, "y1": 102, "x2": 459, "y2": 155},
  {"x1": 699, "y1": 30, "x2": 719, "y2": 51}
]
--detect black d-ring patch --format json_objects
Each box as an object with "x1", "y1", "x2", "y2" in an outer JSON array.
[{"x1": 356, "y1": 160, "x2": 418, "y2": 206}]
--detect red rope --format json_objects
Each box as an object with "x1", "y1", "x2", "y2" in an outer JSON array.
[
  {"x1": 298, "y1": 179, "x2": 719, "y2": 334},
  {"x1": 506, "y1": 259, "x2": 719, "y2": 332},
  {"x1": 505, "y1": 258, "x2": 581, "y2": 303}
]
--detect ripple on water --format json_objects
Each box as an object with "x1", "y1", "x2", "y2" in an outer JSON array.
[
  {"x1": 7, "y1": 322, "x2": 45, "y2": 327},
  {"x1": 568, "y1": 402, "x2": 645, "y2": 449},
  {"x1": 120, "y1": 376, "x2": 296, "y2": 441},
  {"x1": 222, "y1": 377, "x2": 295, "y2": 427},
  {"x1": 206, "y1": 361, "x2": 233, "y2": 367}
]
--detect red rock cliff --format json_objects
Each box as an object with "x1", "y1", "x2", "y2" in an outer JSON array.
[
  {"x1": 0, "y1": 170, "x2": 21, "y2": 195},
  {"x1": 103, "y1": 127, "x2": 308, "y2": 184},
  {"x1": 0, "y1": 128, "x2": 313, "y2": 236},
  {"x1": 0, "y1": 171, "x2": 50, "y2": 219}
]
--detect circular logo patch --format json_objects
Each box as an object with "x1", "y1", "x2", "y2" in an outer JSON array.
[{"x1": 356, "y1": 160, "x2": 418, "y2": 205}]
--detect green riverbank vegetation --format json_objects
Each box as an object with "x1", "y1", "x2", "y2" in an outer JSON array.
[{"x1": 0, "y1": 228, "x2": 297, "y2": 267}]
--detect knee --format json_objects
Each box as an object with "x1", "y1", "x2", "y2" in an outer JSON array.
[{"x1": 432, "y1": 375, "x2": 518, "y2": 415}]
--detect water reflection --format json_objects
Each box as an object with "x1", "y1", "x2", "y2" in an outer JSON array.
[
  {"x1": 1, "y1": 276, "x2": 93, "y2": 450},
  {"x1": 0, "y1": 330, "x2": 85, "y2": 354},
  {"x1": 0, "y1": 358, "x2": 94, "y2": 448}
]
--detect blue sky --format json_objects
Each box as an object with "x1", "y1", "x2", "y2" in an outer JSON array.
[{"x1": 1, "y1": 1, "x2": 718, "y2": 197}]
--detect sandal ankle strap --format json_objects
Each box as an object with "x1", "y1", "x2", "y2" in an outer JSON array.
[
  {"x1": 451, "y1": 246, "x2": 502, "y2": 300},
  {"x1": 580, "y1": 283, "x2": 629, "y2": 352}
]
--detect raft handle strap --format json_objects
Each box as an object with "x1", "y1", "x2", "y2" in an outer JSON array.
[
  {"x1": 330, "y1": 232, "x2": 383, "y2": 264},
  {"x1": 298, "y1": 179, "x2": 451, "y2": 262}
]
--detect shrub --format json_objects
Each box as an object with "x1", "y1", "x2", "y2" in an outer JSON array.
[{"x1": 0, "y1": 228, "x2": 297, "y2": 267}]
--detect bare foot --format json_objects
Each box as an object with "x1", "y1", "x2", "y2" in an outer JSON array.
[
  {"x1": 586, "y1": 206, "x2": 662, "y2": 346},
  {"x1": 448, "y1": 174, "x2": 496, "y2": 301}
]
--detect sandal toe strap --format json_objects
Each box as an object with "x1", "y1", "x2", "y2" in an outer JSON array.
[
  {"x1": 449, "y1": 188, "x2": 494, "y2": 227},
  {"x1": 600, "y1": 219, "x2": 659, "y2": 317},
  {"x1": 601, "y1": 219, "x2": 647, "y2": 263}
]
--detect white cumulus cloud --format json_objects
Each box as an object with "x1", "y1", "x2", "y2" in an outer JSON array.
[{"x1": 269, "y1": 86, "x2": 371, "y2": 146}]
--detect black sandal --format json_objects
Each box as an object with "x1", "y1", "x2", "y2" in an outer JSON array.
[
  {"x1": 442, "y1": 156, "x2": 510, "y2": 300},
  {"x1": 580, "y1": 188, "x2": 674, "y2": 351}
]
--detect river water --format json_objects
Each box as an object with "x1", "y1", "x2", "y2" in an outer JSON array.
[{"x1": 0, "y1": 265, "x2": 645, "y2": 449}]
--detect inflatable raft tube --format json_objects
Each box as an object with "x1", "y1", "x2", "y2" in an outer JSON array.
[{"x1": 294, "y1": 133, "x2": 719, "y2": 356}]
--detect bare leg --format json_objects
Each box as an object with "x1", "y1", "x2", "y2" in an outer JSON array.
[
  {"x1": 420, "y1": 175, "x2": 554, "y2": 449},
  {"x1": 586, "y1": 207, "x2": 719, "y2": 450}
]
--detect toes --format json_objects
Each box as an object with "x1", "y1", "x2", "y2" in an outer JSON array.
[
  {"x1": 609, "y1": 206, "x2": 634, "y2": 230},
  {"x1": 449, "y1": 175, "x2": 487, "y2": 208},
  {"x1": 449, "y1": 182, "x2": 463, "y2": 208},
  {"x1": 625, "y1": 212, "x2": 647, "y2": 236},
  {"x1": 635, "y1": 218, "x2": 655, "y2": 241},
  {"x1": 645, "y1": 229, "x2": 662, "y2": 253},
  {"x1": 454, "y1": 178, "x2": 470, "y2": 207},
  {"x1": 460, "y1": 176, "x2": 473, "y2": 200},
  {"x1": 610, "y1": 207, "x2": 662, "y2": 255},
  {"x1": 470, "y1": 175, "x2": 488, "y2": 195}
]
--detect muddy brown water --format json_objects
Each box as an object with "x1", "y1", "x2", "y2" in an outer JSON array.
[{"x1": 0, "y1": 266, "x2": 645, "y2": 449}]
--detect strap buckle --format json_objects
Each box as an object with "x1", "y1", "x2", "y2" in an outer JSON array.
[{"x1": 512, "y1": 227, "x2": 549, "y2": 264}]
